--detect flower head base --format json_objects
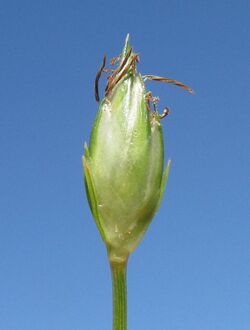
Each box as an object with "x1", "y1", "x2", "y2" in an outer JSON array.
[{"x1": 83, "y1": 35, "x2": 192, "y2": 263}]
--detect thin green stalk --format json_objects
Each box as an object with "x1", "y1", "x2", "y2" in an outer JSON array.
[{"x1": 110, "y1": 259, "x2": 128, "y2": 330}]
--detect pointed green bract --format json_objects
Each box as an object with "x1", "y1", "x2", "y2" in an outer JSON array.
[{"x1": 82, "y1": 144, "x2": 107, "y2": 242}]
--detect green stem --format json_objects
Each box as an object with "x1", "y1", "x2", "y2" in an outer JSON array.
[{"x1": 110, "y1": 259, "x2": 128, "y2": 330}]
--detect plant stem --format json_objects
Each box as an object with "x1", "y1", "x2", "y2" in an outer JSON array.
[{"x1": 110, "y1": 259, "x2": 128, "y2": 330}]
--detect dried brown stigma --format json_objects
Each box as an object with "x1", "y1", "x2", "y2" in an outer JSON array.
[
  {"x1": 95, "y1": 55, "x2": 106, "y2": 102},
  {"x1": 104, "y1": 49, "x2": 140, "y2": 97},
  {"x1": 143, "y1": 74, "x2": 193, "y2": 93},
  {"x1": 110, "y1": 55, "x2": 121, "y2": 65},
  {"x1": 105, "y1": 48, "x2": 132, "y2": 96}
]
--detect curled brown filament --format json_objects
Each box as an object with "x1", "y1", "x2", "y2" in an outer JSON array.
[
  {"x1": 143, "y1": 75, "x2": 193, "y2": 93},
  {"x1": 95, "y1": 55, "x2": 106, "y2": 102},
  {"x1": 105, "y1": 54, "x2": 139, "y2": 96},
  {"x1": 105, "y1": 48, "x2": 133, "y2": 96}
]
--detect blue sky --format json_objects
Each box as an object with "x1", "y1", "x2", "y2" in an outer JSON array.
[{"x1": 1, "y1": 0, "x2": 250, "y2": 329}]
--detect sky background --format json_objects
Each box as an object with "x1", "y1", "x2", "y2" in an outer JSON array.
[{"x1": 1, "y1": 0, "x2": 250, "y2": 329}]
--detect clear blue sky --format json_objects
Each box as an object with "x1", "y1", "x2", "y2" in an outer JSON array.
[{"x1": 1, "y1": 0, "x2": 250, "y2": 329}]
